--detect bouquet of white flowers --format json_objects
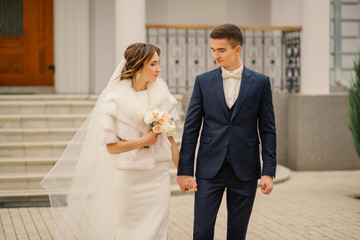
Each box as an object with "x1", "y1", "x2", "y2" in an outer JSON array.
[{"x1": 144, "y1": 109, "x2": 176, "y2": 136}]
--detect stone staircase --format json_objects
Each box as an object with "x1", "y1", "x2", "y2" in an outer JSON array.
[{"x1": 0, "y1": 94, "x2": 184, "y2": 202}]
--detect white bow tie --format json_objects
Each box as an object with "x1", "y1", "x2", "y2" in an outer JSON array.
[{"x1": 222, "y1": 71, "x2": 242, "y2": 79}]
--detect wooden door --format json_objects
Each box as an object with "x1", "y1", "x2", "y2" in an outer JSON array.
[{"x1": 0, "y1": 0, "x2": 54, "y2": 86}]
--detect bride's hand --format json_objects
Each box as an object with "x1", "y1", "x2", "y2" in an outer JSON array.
[
  {"x1": 140, "y1": 128, "x2": 158, "y2": 147},
  {"x1": 185, "y1": 179, "x2": 198, "y2": 192}
]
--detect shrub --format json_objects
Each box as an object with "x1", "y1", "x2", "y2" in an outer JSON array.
[{"x1": 348, "y1": 52, "x2": 360, "y2": 159}]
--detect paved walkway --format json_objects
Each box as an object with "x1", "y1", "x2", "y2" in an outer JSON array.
[
  {"x1": 1, "y1": 169, "x2": 360, "y2": 239},
  {"x1": 169, "y1": 170, "x2": 360, "y2": 240}
]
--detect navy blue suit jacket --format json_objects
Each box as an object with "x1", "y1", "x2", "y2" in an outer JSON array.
[{"x1": 178, "y1": 67, "x2": 276, "y2": 181}]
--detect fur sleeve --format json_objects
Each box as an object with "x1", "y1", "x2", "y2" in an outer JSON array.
[
  {"x1": 167, "y1": 93, "x2": 180, "y2": 123},
  {"x1": 100, "y1": 98, "x2": 120, "y2": 145}
]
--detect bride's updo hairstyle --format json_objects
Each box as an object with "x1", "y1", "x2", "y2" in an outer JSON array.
[{"x1": 120, "y1": 43, "x2": 161, "y2": 81}]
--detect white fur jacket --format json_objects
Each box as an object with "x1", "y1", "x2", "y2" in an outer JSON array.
[{"x1": 100, "y1": 78, "x2": 179, "y2": 170}]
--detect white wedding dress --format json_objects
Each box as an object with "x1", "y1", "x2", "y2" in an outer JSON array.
[
  {"x1": 104, "y1": 89, "x2": 172, "y2": 240},
  {"x1": 41, "y1": 60, "x2": 174, "y2": 240},
  {"x1": 113, "y1": 162, "x2": 170, "y2": 239}
]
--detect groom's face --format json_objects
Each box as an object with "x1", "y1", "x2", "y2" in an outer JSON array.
[{"x1": 210, "y1": 38, "x2": 241, "y2": 70}]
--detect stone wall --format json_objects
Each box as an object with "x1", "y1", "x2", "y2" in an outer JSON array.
[{"x1": 284, "y1": 94, "x2": 360, "y2": 170}]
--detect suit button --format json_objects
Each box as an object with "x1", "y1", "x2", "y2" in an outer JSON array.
[
  {"x1": 229, "y1": 124, "x2": 232, "y2": 128},
  {"x1": 224, "y1": 143, "x2": 228, "y2": 147},
  {"x1": 226, "y1": 154, "x2": 230, "y2": 158}
]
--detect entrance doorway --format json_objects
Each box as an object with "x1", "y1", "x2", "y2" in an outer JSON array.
[{"x1": 0, "y1": 0, "x2": 54, "y2": 86}]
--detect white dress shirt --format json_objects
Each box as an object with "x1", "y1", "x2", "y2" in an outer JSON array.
[{"x1": 221, "y1": 64, "x2": 244, "y2": 108}]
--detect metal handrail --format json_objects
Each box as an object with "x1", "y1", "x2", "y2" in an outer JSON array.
[{"x1": 146, "y1": 24, "x2": 302, "y2": 33}]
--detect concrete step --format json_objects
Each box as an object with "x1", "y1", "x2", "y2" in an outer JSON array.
[
  {"x1": 0, "y1": 128, "x2": 182, "y2": 145},
  {"x1": 0, "y1": 126, "x2": 182, "y2": 142},
  {"x1": 1, "y1": 100, "x2": 96, "y2": 114},
  {"x1": 0, "y1": 158, "x2": 177, "y2": 181},
  {"x1": 0, "y1": 94, "x2": 184, "y2": 117},
  {"x1": 0, "y1": 185, "x2": 183, "y2": 202},
  {"x1": 0, "y1": 141, "x2": 68, "y2": 158},
  {"x1": 0, "y1": 93, "x2": 186, "y2": 201},
  {"x1": 0, "y1": 110, "x2": 184, "y2": 130},
  {"x1": 0, "y1": 157, "x2": 58, "y2": 173},
  {"x1": 0, "y1": 172, "x2": 73, "y2": 191},
  {"x1": 0, "y1": 128, "x2": 77, "y2": 142},
  {"x1": 0, "y1": 94, "x2": 98, "y2": 101},
  {"x1": 0, "y1": 189, "x2": 66, "y2": 202},
  {"x1": 0, "y1": 93, "x2": 182, "y2": 102},
  {"x1": 0, "y1": 166, "x2": 179, "y2": 201},
  {"x1": 0, "y1": 114, "x2": 88, "y2": 129},
  {"x1": 0, "y1": 172, "x2": 47, "y2": 190}
]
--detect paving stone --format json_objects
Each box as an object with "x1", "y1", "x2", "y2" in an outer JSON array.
[{"x1": 8, "y1": 209, "x2": 27, "y2": 239}]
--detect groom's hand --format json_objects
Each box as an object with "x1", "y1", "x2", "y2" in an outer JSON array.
[
  {"x1": 177, "y1": 175, "x2": 198, "y2": 193},
  {"x1": 260, "y1": 175, "x2": 274, "y2": 195}
]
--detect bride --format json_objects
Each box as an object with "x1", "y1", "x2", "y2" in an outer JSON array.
[{"x1": 41, "y1": 43, "x2": 180, "y2": 240}]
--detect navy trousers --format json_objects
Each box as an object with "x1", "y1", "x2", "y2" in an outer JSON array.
[{"x1": 193, "y1": 160, "x2": 258, "y2": 240}]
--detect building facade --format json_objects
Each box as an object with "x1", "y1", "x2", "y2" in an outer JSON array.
[{"x1": 1, "y1": 0, "x2": 359, "y2": 94}]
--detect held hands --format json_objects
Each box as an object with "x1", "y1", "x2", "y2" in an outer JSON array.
[
  {"x1": 176, "y1": 175, "x2": 198, "y2": 193},
  {"x1": 141, "y1": 128, "x2": 159, "y2": 147},
  {"x1": 260, "y1": 175, "x2": 274, "y2": 195}
]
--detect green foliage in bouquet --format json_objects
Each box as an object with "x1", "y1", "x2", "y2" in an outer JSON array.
[{"x1": 348, "y1": 52, "x2": 360, "y2": 159}]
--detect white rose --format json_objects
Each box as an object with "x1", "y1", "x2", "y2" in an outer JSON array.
[
  {"x1": 161, "y1": 122, "x2": 170, "y2": 134},
  {"x1": 144, "y1": 111, "x2": 154, "y2": 124},
  {"x1": 166, "y1": 123, "x2": 176, "y2": 136}
]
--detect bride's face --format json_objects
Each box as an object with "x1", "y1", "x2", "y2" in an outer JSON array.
[{"x1": 139, "y1": 52, "x2": 161, "y2": 84}]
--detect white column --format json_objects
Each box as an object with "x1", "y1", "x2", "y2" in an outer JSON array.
[
  {"x1": 301, "y1": 0, "x2": 330, "y2": 94},
  {"x1": 54, "y1": 0, "x2": 90, "y2": 94},
  {"x1": 89, "y1": 0, "x2": 116, "y2": 94},
  {"x1": 114, "y1": 0, "x2": 146, "y2": 64}
]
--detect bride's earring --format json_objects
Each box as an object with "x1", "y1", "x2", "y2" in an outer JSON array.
[{"x1": 133, "y1": 72, "x2": 140, "y2": 85}]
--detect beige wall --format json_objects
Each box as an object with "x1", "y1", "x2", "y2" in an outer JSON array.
[
  {"x1": 226, "y1": 0, "x2": 271, "y2": 26},
  {"x1": 270, "y1": 0, "x2": 302, "y2": 26},
  {"x1": 146, "y1": 0, "x2": 271, "y2": 25}
]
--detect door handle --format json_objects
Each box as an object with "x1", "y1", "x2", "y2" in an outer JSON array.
[{"x1": 48, "y1": 65, "x2": 55, "y2": 72}]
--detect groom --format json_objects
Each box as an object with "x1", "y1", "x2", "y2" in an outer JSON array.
[{"x1": 177, "y1": 24, "x2": 276, "y2": 240}]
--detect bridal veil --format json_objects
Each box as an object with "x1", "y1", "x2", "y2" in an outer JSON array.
[{"x1": 40, "y1": 60, "x2": 127, "y2": 240}]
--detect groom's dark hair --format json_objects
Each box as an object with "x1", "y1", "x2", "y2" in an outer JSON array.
[{"x1": 210, "y1": 24, "x2": 243, "y2": 48}]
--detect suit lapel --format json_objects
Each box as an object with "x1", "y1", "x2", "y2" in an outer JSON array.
[
  {"x1": 230, "y1": 66, "x2": 253, "y2": 122},
  {"x1": 211, "y1": 68, "x2": 230, "y2": 119}
]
